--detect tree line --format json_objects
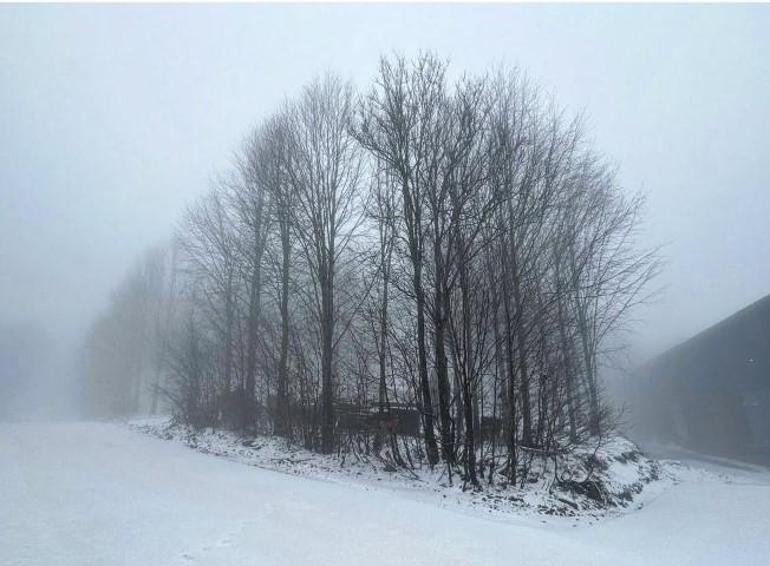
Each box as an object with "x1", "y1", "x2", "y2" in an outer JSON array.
[{"x1": 82, "y1": 54, "x2": 659, "y2": 487}]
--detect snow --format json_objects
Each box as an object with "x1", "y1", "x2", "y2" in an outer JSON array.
[
  {"x1": 2, "y1": 421, "x2": 770, "y2": 566},
  {"x1": 129, "y1": 418, "x2": 666, "y2": 521}
]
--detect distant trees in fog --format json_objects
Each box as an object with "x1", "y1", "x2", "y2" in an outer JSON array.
[
  {"x1": 82, "y1": 245, "x2": 177, "y2": 417},
  {"x1": 82, "y1": 54, "x2": 659, "y2": 487}
]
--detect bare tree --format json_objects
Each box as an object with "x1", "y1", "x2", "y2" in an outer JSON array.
[
  {"x1": 228, "y1": 126, "x2": 275, "y2": 427},
  {"x1": 260, "y1": 113, "x2": 295, "y2": 438},
  {"x1": 356, "y1": 54, "x2": 444, "y2": 466},
  {"x1": 178, "y1": 187, "x2": 240, "y2": 406},
  {"x1": 564, "y1": 162, "x2": 661, "y2": 434},
  {"x1": 285, "y1": 74, "x2": 364, "y2": 453}
]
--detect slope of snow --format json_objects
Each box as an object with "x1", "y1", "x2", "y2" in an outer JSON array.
[
  {"x1": 130, "y1": 417, "x2": 666, "y2": 521},
  {"x1": 2, "y1": 421, "x2": 769, "y2": 566}
]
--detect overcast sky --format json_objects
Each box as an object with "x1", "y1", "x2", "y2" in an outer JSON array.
[{"x1": 2, "y1": 4, "x2": 769, "y2": 365}]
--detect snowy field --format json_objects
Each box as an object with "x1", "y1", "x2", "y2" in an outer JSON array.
[{"x1": 2, "y1": 422, "x2": 769, "y2": 566}]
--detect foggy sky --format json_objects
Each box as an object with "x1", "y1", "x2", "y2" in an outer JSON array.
[{"x1": 2, "y1": 4, "x2": 769, "y2": 368}]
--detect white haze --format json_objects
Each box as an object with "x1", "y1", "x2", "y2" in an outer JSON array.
[{"x1": 1, "y1": 4, "x2": 769, "y2": 417}]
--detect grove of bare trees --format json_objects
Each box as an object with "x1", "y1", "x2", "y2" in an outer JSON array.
[{"x1": 82, "y1": 54, "x2": 659, "y2": 488}]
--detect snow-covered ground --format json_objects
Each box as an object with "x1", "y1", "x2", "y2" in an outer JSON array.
[
  {"x1": 2, "y1": 421, "x2": 769, "y2": 566},
  {"x1": 130, "y1": 417, "x2": 666, "y2": 521}
]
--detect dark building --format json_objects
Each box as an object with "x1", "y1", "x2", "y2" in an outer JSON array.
[{"x1": 628, "y1": 294, "x2": 770, "y2": 464}]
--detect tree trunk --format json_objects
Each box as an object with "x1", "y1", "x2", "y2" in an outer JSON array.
[
  {"x1": 415, "y1": 262, "x2": 440, "y2": 466},
  {"x1": 500, "y1": 242, "x2": 518, "y2": 482},
  {"x1": 320, "y1": 267, "x2": 335, "y2": 453},
  {"x1": 577, "y1": 308, "x2": 601, "y2": 436},
  {"x1": 433, "y1": 289, "x2": 454, "y2": 465},
  {"x1": 375, "y1": 254, "x2": 391, "y2": 453},
  {"x1": 276, "y1": 222, "x2": 291, "y2": 437},
  {"x1": 510, "y1": 246, "x2": 533, "y2": 447},
  {"x1": 556, "y1": 292, "x2": 578, "y2": 441},
  {"x1": 458, "y1": 249, "x2": 477, "y2": 487},
  {"x1": 245, "y1": 260, "x2": 262, "y2": 404}
]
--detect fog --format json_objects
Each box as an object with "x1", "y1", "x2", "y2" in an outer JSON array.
[
  {"x1": 1, "y1": 4, "x2": 769, "y2": 419},
  {"x1": 3, "y1": 7, "x2": 770, "y2": 564}
]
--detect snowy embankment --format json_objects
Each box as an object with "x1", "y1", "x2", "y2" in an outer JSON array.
[
  {"x1": 131, "y1": 417, "x2": 666, "y2": 522},
  {"x1": 2, "y1": 421, "x2": 769, "y2": 566}
]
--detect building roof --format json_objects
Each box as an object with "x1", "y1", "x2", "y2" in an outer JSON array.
[{"x1": 640, "y1": 294, "x2": 770, "y2": 392}]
